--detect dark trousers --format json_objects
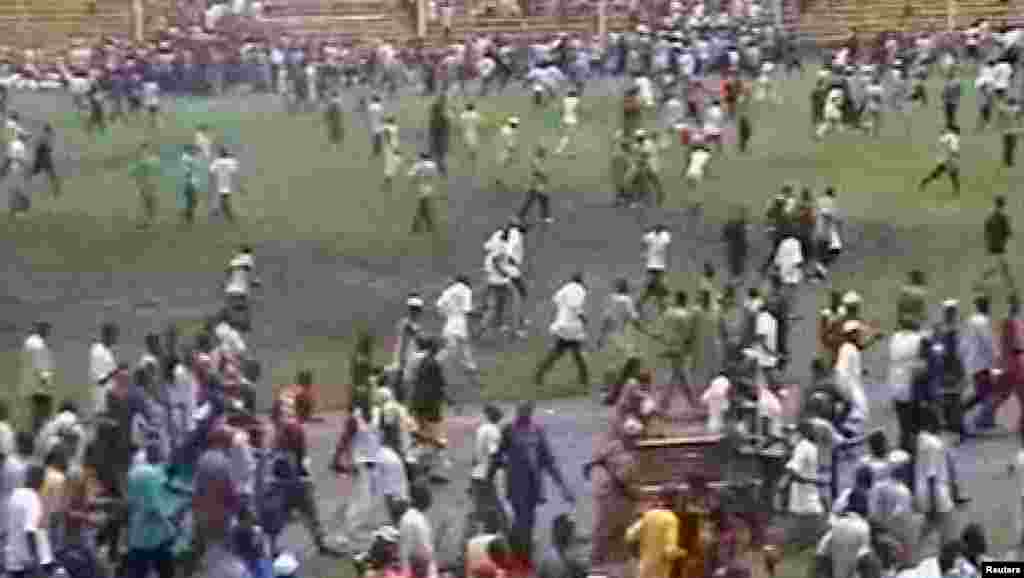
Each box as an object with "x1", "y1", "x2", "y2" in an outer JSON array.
[
  {"x1": 411, "y1": 197, "x2": 436, "y2": 234},
  {"x1": 603, "y1": 356, "x2": 643, "y2": 405},
  {"x1": 921, "y1": 162, "x2": 960, "y2": 194},
  {"x1": 218, "y1": 194, "x2": 236, "y2": 222},
  {"x1": 943, "y1": 102, "x2": 958, "y2": 129},
  {"x1": 120, "y1": 543, "x2": 176, "y2": 578},
  {"x1": 31, "y1": 160, "x2": 61, "y2": 197},
  {"x1": 961, "y1": 369, "x2": 994, "y2": 436},
  {"x1": 535, "y1": 338, "x2": 589, "y2": 386},
  {"x1": 482, "y1": 283, "x2": 511, "y2": 329},
  {"x1": 518, "y1": 189, "x2": 550, "y2": 222},
  {"x1": 470, "y1": 479, "x2": 508, "y2": 534},
  {"x1": 509, "y1": 497, "x2": 537, "y2": 557},
  {"x1": 182, "y1": 183, "x2": 197, "y2": 224},
  {"x1": 638, "y1": 269, "x2": 668, "y2": 312},
  {"x1": 1004, "y1": 133, "x2": 1018, "y2": 167},
  {"x1": 728, "y1": 249, "x2": 747, "y2": 279},
  {"x1": 894, "y1": 400, "x2": 918, "y2": 453}
]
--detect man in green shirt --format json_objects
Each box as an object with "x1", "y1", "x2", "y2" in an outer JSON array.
[
  {"x1": 180, "y1": 144, "x2": 200, "y2": 225},
  {"x1": 132, "y1": 142, "x2": 160, "y2": 228}
]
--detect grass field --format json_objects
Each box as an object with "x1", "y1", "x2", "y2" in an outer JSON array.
[
  {"x1": 2, "y1": 69, "x2": 1020, "y2": 412},
  {"x1": 1, "y1": 67, "x2": 1021, "y2": 577}
]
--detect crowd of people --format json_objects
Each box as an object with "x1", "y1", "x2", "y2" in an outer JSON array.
[{"x1": 1, "y1": 0, "x2": 1024, "y2": 577}]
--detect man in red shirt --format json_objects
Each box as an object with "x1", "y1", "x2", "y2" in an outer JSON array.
[{"x1": 994, "y1": 294, "x2": 1024, "y2": 442}]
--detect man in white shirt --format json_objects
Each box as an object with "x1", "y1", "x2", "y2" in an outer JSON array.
[
  {"x1": 535, "y1": 273, "x2": 589, "y2": 388},
  {"x1": 481, "y1": 234, "x2": 514, "y2": 334},
  {"x1": 993, "y1": 57, "x2": 1014, "y2": 94},
  {"x1": 6, "y1": 128, "x2": 29, "y2": 216},
  {"x1": 638, "y1": 225, "x2": 671, "y2": 315},
  {"x1": 214, "y1": 314, "x2": 248, "y2": 361},
  {"x1": 701, "y1": 373, "x2": 731, "y2": 433},
  {"x1": 554, "y1": 89, "x2": 580, "y2": 157},
  {"x1": 871, "y1": 450, "x2": 918, "y2": 562},
  {"x1": 436, "y1": 275, "x2": 481, "y2": 387},
  {"x1": 835, "y1": 320, "x2": 869, "y2": 436},
  {"x1": 225, "y1": 246, "x2": 257, "y2": 302},
  {"x1": 460, "y1": 103, "x2": 482, "y2": 165},
  {"x1": 916, "y1": 409, "x2": 959, "y2": 549},
  {"x1": 785, "y1": 421, "x2": 826, "y2": 551},
  {"x1": 21, "y1": 322, "x2": 54, "y2": 405},
  {"x1": 88, "y1": 323, "x2": 119, "y2": 420},
  {"x1": 774, "y1": 235, "x2": 803, "y2": 289},
  {"x1": 368, "y1": 94, "x2": 384, "y2": 157},
  {"x1": 960, "y1": 295, "x2": 998, "y2": 433},
  {"x1": 4, "y1": 465, "x2": 50, "y2": 577},
  {"x1": 142, "y1": 79, "x2": 160, "y2": 129},
  {"x1": 377, "y1": 437, "x2": 410, "y2": 524},
  {"x1": 209, "y1": 146, "x2": 241, "y2": 222},
  {"x1": 888, "y1": 324, "x2": 923, "y2": 451},
  {"x1": 470, "y1": 405, "x2": 505, "y2": 532},
  {"x1": 816, "y1": 493, "x2": 871, "y2": 578},
  {"x1": 754, "y1": 305, "x2": 781, "y2": 389},
  {"x1": 399, "y1": 484, "x2": 436, "y2": 577}
]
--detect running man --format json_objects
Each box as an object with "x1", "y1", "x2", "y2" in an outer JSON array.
[
  {"x1": 534, "y1": 272, "x2": 590, "y2": 389},
  {"x1": 496, "y1": 116, "x2": 520, "y2": 190},
  {"x1": 382, "y1": 115, "x2": 402, "y2": 191},
  {"x1": 638, "y1": 224, "x2": 671, "y2": 315},
  {"x1": 30, "y1": 124, "x2": 60, "y2": 198},
  {"x1": 554, "y1": 89, "x2": 581, "y2": 157},
  {"x1": 518, "y1": 145, "x2": 552, "y2": 224},
  {"x1": 437, "y1": 275, "x2": 481, "y2": 389},
  {"x1": 918, "y1": 125, "x2": 961, "y2": 197}
]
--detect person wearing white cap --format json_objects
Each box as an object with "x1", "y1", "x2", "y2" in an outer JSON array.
[
  {"x1": 273, "y1": 551, "x2": 300, "y2": 577},
  {"x1": 834, "y1": 319, "x2": 869, "y2": 436}
]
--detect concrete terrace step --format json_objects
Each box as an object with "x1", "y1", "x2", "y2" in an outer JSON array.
[
  {"x1": 267, "y1": 13, "x2": 400, "y2": 24},
  {"x1": 263, "y1": 0, "x2": 395, "y2": 17}
]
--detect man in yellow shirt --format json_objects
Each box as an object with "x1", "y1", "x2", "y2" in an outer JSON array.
[{"x1": 626, "y1": 487, "x2": 687, "y2": 578}]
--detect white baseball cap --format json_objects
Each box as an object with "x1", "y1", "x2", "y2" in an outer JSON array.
[{"x1": 272, "y1": 552, "x2": 300, "y2": 576}]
